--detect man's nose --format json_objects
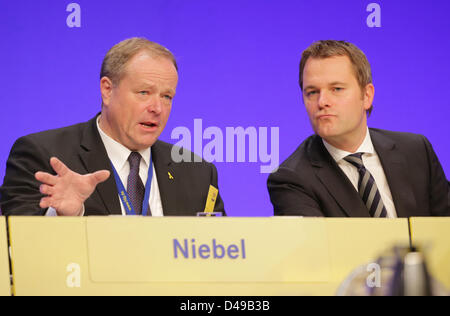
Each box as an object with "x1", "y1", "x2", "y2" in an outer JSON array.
[
  {"x1": 147, "y1": 95, "x2": 162, "y2": 114},
  {"x1": 318, "y1": 91, "x2": 331, "y2": 109}
]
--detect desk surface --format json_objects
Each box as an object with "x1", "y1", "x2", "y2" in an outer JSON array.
[
  {"x1": 409, "y1": 217, "x2": 450, "y2": 289},
  {"x1": 8, "y1": 217, "x2": 409, "y2": 296},
  {"x1": 0, "y1": 217, "x2": 11, "y2": 296}
]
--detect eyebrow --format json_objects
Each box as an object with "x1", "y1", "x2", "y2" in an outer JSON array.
[
  {"x1": 303, "y1": 81, "x2": 348, "y2": 91},
  {"x1": 303, "y1": 85, "x2": 317, "y2": 91},
  {"x1": 328, "y1": 81, "x2": 347, "y2": 86},
  {"x1": 164, "y1": 88, "x2": 176, "y2": 95},
  {"x1": 138, "y1": 83, "x2": 176, "y2": 95}
]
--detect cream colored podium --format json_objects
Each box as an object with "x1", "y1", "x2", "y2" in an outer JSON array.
[
  {"x1": 0, "y1": 217, "x2": 11, "y2": 296},
  {"x1": 409, "y1": 217, "x2": 450, "y2": 289},
  {"x1": 8, "y1": 217, "x2": 409, "y2": 296}
]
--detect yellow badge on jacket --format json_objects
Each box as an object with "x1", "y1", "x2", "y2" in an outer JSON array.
[{"x1": 203, "y1": 185, "x2": 219, "y2": 214}]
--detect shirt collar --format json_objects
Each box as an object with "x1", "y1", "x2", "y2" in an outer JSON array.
[
  {"x1": 96, "y1": 116, "x2": 151, "y2": 172},
  {"x1": 322, "y1": 128, "x2": 375, "y2": 163}
]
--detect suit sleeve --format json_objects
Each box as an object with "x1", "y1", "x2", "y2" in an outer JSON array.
[
  {"x1": 0, "y1": 136, "x2": 51, "y2": 216},
  {"x1": 448, "y1": 181, "x2": 450, "y2": 211},
  {"x1": 210, "y1": 163, "x2": 226, "y2": 216},
  {"x1": 267, "y1": 167, "x2": 324, "y2": 217},
  {"x1": 422, "y1": 135, "x2": 450, "y2": 216}
]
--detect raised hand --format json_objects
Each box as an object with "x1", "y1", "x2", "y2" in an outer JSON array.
[{"x1": 35, "y1": 157, "x2": 110, "y2": 216}]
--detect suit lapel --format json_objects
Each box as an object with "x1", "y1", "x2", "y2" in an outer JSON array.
[
  {"x1": 152, "y1": 141, "x2": 179, "y2": 215},
  {"x1": 370, "y1": 130, "x2": 416, "y2": 218},
  {"x1": 78, "y1": 115, "x2": 122, "y2": 215},
  {"x1": 308, "y1": 136, "x2": 370, "y2": 217}
]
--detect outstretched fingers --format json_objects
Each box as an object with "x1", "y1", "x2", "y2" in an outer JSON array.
[
  {"x1": 90, "y1": 170, "x2": 111, "y2": 186},
  {"x1": 35, "y1": 171, "x2": 58, "y2": 186},
  {"x1": 39, "y1": 184, "x2": 54, "y2": 196},
  {"x1": 50, "y1": 157, "x2": 70, "y2": 177},
  {"x1": 39, "y1": 197, "x2": 53, "y2": 209}
]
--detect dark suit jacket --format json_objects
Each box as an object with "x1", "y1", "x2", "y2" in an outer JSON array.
[
  {"x1": 0, "y1": 115, "x2": 225, "y2": 216},
  {"x1": 268, "y1": 129, "x2": 449, "y2": 217},
  {"x1": 448, "y1": 181, "x2": 450, "y2": 207}
]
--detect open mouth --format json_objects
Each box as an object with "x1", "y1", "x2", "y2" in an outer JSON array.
[{"x1": 140, "y1": 122, "x2": 158, "y2": 128}]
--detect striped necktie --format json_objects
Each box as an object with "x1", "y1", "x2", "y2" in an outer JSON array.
[{"x1": 344, "y1": 153, "x2": 388, "y2": 218}]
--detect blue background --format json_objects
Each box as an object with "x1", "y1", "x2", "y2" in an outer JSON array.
[{"x1": 0, "y1": 0, "x2": 449, "y2": 216}]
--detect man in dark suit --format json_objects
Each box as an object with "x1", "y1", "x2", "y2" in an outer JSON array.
[
  {"x1": 268, "y1": 40, "x2": 449, "y2": 217},
  {"x1": 0, "y1": 38, "x2": 225, "y2": 216}
]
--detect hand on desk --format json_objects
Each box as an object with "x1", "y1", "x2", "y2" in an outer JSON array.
[{"x1": 35, "y1": 157, "x2": 110, "y2": 216}]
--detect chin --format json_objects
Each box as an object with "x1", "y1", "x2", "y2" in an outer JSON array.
[
  {"x1": 126, "y1": 139, "x2": 156, "y2": 151},
  {"x1": 141, "y1": 138, "x2": 159, "y2": 149},
  {"x1": 315, "y1": 127, "x2": 336, "y2": 139}
]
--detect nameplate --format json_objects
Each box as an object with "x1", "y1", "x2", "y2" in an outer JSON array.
[{"x1": 85, "y1": 217, "x2": 331, "y2": 283}]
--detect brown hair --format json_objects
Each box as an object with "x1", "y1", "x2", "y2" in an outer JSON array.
[
  {"x1": 299, "y1": 40, "x2": 373, "y2": 114},
  {"x1": 100, "y1": 37, "x2": 178, "y2": 85}
]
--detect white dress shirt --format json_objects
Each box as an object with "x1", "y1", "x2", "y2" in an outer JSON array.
[
  {"x1": 97, "y1": 117, "x2": 164, "y2": 216},
  {"x1": 322, "y1": 128, "x2": 397, "y2": 218},
  {"x1": 46, "y1": 117, "x2": 164, "y2": 216}
]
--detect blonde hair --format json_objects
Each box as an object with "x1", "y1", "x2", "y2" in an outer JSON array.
[{"x1": 100, "y1": 37, "x2": 178, "y2": 85}]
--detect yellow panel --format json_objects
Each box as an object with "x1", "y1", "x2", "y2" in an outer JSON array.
[
  {"x1": 0, "y1": 217, "x2": 11, "y2": 296},
  {"x1": 9, "y1": 217, "x2": 88, "y2": 296},
  {"x1": 326, "y1": 218, "x2": 410, "y2": 283},
  {"x1": 9, "y1": 216, "x2": 410, "y2": 296},
  {"x1": 409, "y1": 217, "x2": 450, "y2": 289}
]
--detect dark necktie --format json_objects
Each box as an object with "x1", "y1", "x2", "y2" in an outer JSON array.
[
  {"x1": 344, "y1": 153, "x2": 388, "y2": 218},
  {"x1": 127, "y1": 152, "x2": 145, "y2": 215}
]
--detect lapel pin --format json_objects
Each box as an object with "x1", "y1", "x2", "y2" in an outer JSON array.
[{"x1": 168, "y1": 172, "x2": 174, "y2": 180}]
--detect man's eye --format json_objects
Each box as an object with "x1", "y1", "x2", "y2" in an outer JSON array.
[
  {"x1": 139, "y1": 91, "x2": 149, "y2": 95},
  {"x1": 164, "y1": 95, "x2": 173, "y2": 101},
  {"x1": 306, "y1": 91, "x2": 317, "y2": 97},
  {"x1": 333, "y1": 87, "x2": 343, "y2": 92}
]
